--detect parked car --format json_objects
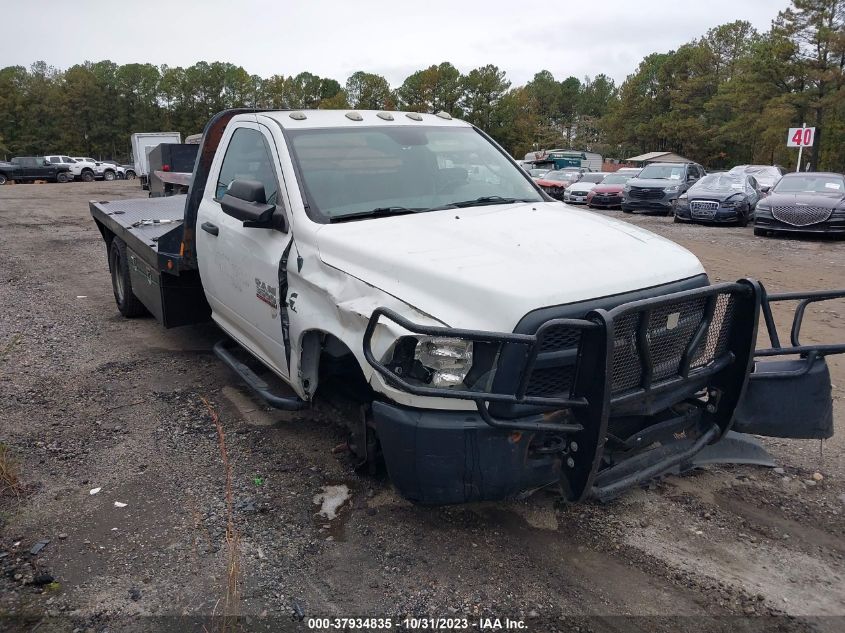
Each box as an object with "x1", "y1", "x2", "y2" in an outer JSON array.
[
  {"x1": 100, "y1": 160, "x2": 129, "y2": 179},
  {"x1": 615, "y1": 167, "x2": 642, "y2": 175},
  {"x1": 586, "y1": 173, "x2": 635, "y2": 209},
  {"x1": 728, "y1": 165, "x2": 787, "y2": 192},
  {"x1": 673, "y1": 173, "x2": 762, "y2": 226},
  {"x1": 564, "y1": 172, "x2": 606, "y2": 204},
  {"x1": 44, "y1": 155, "x2": 98, "y2": 181},
  {"x1": 622, "y1": 162, "x2": 706, "y2": 215},
  {"x1": 528, "y1": 168, "x2": 549, "y2": 180},
  {"x1": 0, "y1": 156, "x2": 71, "y2": 184},
  {"x1": 753, "y1": 172, "x2": 845, "y2": 237},
  {"x1": 73, "y1": 157, "x2": 119, "y2": 181},
  {"x1": 534, "y1": 169, "x2": 581, "y2": 199},
  {"x1": 121, "y1": 164, "x2": 137, "y2": 179}
]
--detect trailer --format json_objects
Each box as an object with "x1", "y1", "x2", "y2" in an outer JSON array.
[{"x1": 130, "y1": 132, "x2": 182, "y2": 190}]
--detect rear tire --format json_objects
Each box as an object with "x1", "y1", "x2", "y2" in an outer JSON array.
[
  {"x1": 125, "y1": 170, "x2": 136, "y2": 180},
  {"x1": 108, "y1": 238, "x2": 146, "y2": 318},
  {"x1": 104, "y1": 170, "x2": 116, "y2": 181},
  {"x1": 81, "y1": 170, "x2": 94, "y2": 182}
]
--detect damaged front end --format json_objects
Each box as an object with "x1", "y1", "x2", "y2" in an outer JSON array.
[{"x1": 363, "y1": 281, "x2": 845, "y2": 504}]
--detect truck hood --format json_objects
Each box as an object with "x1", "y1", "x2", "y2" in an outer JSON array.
[{"x1": 316, "y1": 202, "x2": 705, "y2": 331}]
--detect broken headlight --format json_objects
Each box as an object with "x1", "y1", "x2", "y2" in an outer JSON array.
[{"x1": 383, "y1": 336, "x2": 499, "y2": 391}]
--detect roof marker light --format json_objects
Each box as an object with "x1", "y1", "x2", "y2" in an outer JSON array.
[
  {"x1": 406, "y1": 112, "x2": 423, "y2": 121},
  {"x1": 289, "y1": 111, "x2": 307, "y2": 120},
  {"x1": 377, "y1": 112, "x2": 394, "y2": 121},
  {"x1": 435, "y1": 111, "x2": 452, "y2": 120},
  {"x1": 346, "y1": 111, "x2": 363, "y2": 121}
]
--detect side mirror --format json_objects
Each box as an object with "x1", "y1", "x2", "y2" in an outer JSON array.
[
  {"x1": 219, "y1": 179, "x2": 283, "y2": 230},
  {"x1": 761, "y1": 185, "x2": 771, "y2": 194}
]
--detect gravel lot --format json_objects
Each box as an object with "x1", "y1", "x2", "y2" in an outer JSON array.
[{"x1": 1, "y1": 181, "x2": 844, "y2": 633}]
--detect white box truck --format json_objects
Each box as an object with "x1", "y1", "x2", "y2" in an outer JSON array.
[{"x1": 130, "y1": 132, "x2": 181, "y2": 190}]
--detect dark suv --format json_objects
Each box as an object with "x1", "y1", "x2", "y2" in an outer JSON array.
[{"x1": 622, "y1": 162, "x2": 706, "y2": 215}]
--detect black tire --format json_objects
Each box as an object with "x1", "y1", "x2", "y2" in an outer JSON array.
[
  {"x1": 103, "y1": 170, "x2": 116, "y2": 182},
  {"x1": 673, "y1": 214, "x2": 681, "y2": 223},
  {"x1": 125, "y1": 170, "x2": 136, "y2": 180},
  {"x1": 622, "y1": 207, "x2": 633, "y2": 214},
  {"x1": 753, "y1": 227, "x2": 767, "y2": 236},
  {"x1": 0, "y1": 173, "x2": 7, "y2": 185},
  {"x1": 81, "y1": 169, "x2": 95, "y2": 182},
  {"x1": 56, "y1": 172, "x2": 69, "y2": 183},
  {"x1": 108, "y1": 238, "x2": 146, "y2": 317}
]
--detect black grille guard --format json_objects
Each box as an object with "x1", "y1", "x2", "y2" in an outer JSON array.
[
  {"x1": 363, "y1": 279, "x2": 845, "y2": 502},
  {"x1": 364, "y1": 280, "x2": 760, "y2": 434}
]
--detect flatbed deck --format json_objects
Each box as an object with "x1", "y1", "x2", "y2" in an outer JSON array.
[{"x1": 89, "y1": 194, "x2": 187, "y2": 272}]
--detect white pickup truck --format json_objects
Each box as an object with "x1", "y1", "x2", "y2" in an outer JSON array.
[{"x1": 90, "y1": 108, "x2": 843, "y2": 504}]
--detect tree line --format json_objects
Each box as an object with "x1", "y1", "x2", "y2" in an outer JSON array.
[{"x1": 0, "y1": 0, "x2": 842, "y2": 171}]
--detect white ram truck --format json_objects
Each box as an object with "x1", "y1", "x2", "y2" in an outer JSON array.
[{"x1": 90, "y1": 109, "x2": 843, "y2": 504}]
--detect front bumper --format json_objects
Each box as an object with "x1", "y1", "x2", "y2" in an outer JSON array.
[
  {"x1": 564, "y1": 191, "x2": 590, "y2": 204},
  {"x1": 622, "y1": 191, "x2": 677, "y2": 212},
  {"x1": 588, "y1": 194, "x2": 623, "y2": 208},
  {"x1": 675, "y1": 206, "x2": 745, "y2": 223},
  {"x1": 754, "y1": 210, "x2": 845, "y2": 234}
]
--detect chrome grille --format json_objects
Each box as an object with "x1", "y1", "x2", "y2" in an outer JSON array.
[{"x1": 772, "y1": 205, "x2": 832, "y2": 226}]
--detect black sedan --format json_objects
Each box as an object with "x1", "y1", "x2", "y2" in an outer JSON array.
[
  {"x1": 673, "y1": 173, "x2": 762, "y2": 226},
  {"x1": 754, "y1": 172, "x2": 845, "y2": 236}
]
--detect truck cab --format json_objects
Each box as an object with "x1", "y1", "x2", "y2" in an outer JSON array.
[{"x1": 90, "y1": 109, "x2": 843, "y2": 505}]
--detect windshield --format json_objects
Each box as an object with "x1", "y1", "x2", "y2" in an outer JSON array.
[
  {"x1": 287, "y1": 126, "x2": 543, "y2": 219},
  {"x1": 543, "y1": 170, "x2": 577, "y2": 182},
  {"x1": 601, "y1": 174, "x2": 631, "y2": 185},
  {"x1": 773, "y1": 174, "x2": 845, "y2": 194},
  {"x1": 580, "y1": 173, "x2": 605, "y2": 184},
  {"x1": 729, "y1": 165, "x2": 782, "y2": 187},
  {"x1": 690, "y1": 174, "x2": 746, "y2": 193},
  {"x1": 637, "y1": 164, "x2": 685, "y2": 180},
  {"x1": 529, "y1": 168, "x2": 548, "y2": 177}
]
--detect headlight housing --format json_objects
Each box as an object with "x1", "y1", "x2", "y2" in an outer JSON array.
[
  {"x1": 383, "y1": 336, "x2": 501, "y2": 391},
  {"x1": 664, "y1": 184, "x2": 681, "y2": 193},
  {"x1": 676, "y1": 194, "x2": 689, "y2": 208},
  {"x1": 623, "y1": 184, "x2": 631, "y2": 192}
]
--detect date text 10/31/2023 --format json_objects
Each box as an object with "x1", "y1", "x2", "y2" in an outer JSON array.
[{"x1": 306, "y1": 617, "x2": 528, "y2": 630}]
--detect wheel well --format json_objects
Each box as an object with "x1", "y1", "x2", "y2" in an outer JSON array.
[{"x1": 304, "y1": 331, "x2": 374, "y2": 404}]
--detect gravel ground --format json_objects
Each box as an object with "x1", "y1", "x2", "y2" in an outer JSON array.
[{"x1": 1, "y1": 181, "x2": 843, "y2": 633}]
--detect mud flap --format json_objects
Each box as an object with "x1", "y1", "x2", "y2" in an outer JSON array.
[{"x1": 732, "y1": 356, "x2": 834, "y2": 440}]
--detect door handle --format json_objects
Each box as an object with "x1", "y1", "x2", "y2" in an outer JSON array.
[{"x1": 201, "y1": 222, "x2": 219, "y2": 236}]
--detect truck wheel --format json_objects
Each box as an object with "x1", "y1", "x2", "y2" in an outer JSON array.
[
  {"x1": 0, "y1": 174, "x2": 7, "y2": 185},
  {"x1": 104, "y1": 170, "x2": 116, "y2": 181},
  {"x1": 753, "y1": 227, "x2": 767, "y2": 237},
  {"x1": 56, "y1": 172, "x2": 69, "y2": 183},
  {"x1": 108, "y1": 238, "x2": 146, "y2": 317},
  {"x1": 125, "y1": 170, "x2": 136, "y2": 180},
  {"x1": 81, "y1": 170, "x2": 95, "y2": 182}
]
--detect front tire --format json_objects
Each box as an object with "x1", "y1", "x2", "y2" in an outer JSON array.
[
  {"x1": 81, "y1": 169, "x2": 94, "y2": 182},
  {"x1": 103, "y1": 170, "x2": 116, "y2": 181},
  {"x1": 753, "y1": 227, "x2": 767, "y2": 236},
  {"x1": 0, "y1": 174, "x2": 8, "y2": 185},
  {"x1": 108, "y1": 238, "x2": 146, "y2": 317},
  {"x1": 56, "y1": 172, "x2": 69, "y2": 183},
  {"x1": 125, "y1": 170, "x2": 136, "y2": 180}
]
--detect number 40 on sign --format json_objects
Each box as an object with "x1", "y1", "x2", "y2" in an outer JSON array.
[{"x1": 787, "y1": 127, "x2": 815, "y2": 147}]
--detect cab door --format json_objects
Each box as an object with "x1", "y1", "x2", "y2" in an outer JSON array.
[{"x1": 195, "y1": 121, "x2": 294, "y2": 380}]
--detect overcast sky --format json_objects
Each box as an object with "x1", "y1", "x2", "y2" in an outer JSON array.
[{"x1": 5, "y1": 0, "x2": 784, "y2": 87}]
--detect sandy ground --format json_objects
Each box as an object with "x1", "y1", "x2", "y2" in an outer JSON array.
[{"x1": 0, "y1": 181, "x2": 843, "y2": 633}]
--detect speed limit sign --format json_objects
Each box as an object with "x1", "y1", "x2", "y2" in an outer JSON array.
[{"x1": 787, "y1": 126, "x2": 815, "y2": 147}]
